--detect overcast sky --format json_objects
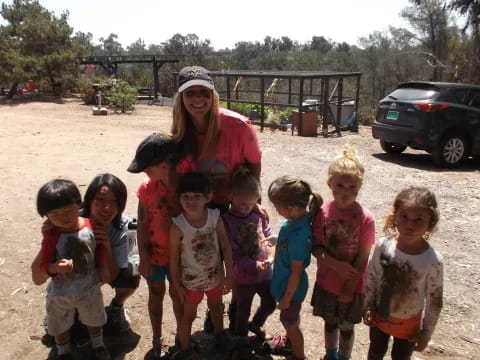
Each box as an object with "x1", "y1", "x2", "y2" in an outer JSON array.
[{"x1": 2, "y1": 0, "x2": 413, "y2": 50}]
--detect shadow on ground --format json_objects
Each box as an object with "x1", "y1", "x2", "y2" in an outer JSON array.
[{"x1": 372, "y1": 152, "x2": 480, "y2": 172}]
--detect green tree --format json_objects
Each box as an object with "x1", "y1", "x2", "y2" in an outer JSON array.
[{"x1": 0, "y1": 0, "x2": 88, "y2": 96}]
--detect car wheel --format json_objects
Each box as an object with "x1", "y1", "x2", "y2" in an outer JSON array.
[
  {"x1": 432, "y1": 134, "x2": 468, "y2": 168},
  {"x1": 380, "y1": 140, "x2": 407, "y2": 154}
]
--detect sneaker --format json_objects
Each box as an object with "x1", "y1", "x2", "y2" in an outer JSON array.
[
  {"x1": 152, "y1": 337, "x2": 168, "y2": 359},
  {"x1": 106, "y1": 302, "x2": 130, "y2": 333},
  {"x1": 248, "y1": 322, "x2": 272, "y2": 341},
  {"x1": 215, "y1": 331, "x2": 230, "y2": 352},
  {"x1": 268, "y1": 334, "x2": 293, "y2": 355},
  {"x1": 93, "y1": 346, "x2": 111, "y2": 360}
]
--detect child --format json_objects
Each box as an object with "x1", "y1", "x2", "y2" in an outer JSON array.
[
  {"x1": 169, "y1": 172, "x2": 233, "y2": 358},
  {"x1": 311, "y1": 147, "x2": 375, "y2": 360},
  {"x1": 268, "y1": 175, "x2": 323, "y2": 360},
  {"x1": 221, "y1": 167, "x2": 276, "y2": 357},
  {"x1": 363, "y1": 187, "x2": 443, "y2": 360},
  {"x1": 36, "y1": 179, "x2": 110, "y2": 360},
  {"x1": 127, "y1": 132, "x2": 186, "y2": 358}
]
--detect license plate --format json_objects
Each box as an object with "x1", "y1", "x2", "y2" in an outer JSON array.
[{"x1": 386, "y1": 111, "x2": 399, "y2": 120}]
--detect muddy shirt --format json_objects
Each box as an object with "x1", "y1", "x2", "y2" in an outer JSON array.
[
  {"x1": 40, "y1": 219, "x2": 101, "y2": 296},
  {"x1": 192, "y1": 108, "x2": 261, "y2": 206},
  {"x1": 364, "y1": 236, "x2": 443, "y2": 340},
  {"x1": 172, "y1": 208, "x2": 224, "y2": 291},
  {"x1": 312, "y1": 201, "x2": 375, "y2": 295},
  {"x1": 137, "y1": 177, "x2": 180, "y2": 266},
  {"x1": 222, "y1": 211, "x2": 272, "y2": 285}
]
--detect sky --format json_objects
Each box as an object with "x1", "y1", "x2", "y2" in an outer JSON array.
[{"x1": 2, "y1": 0, "x2": 413, "y2": 50}]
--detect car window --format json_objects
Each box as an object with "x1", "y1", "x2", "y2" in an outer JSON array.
[
  {"x1": 451, "y1": 89, "x2": 468, "y2": 104},
  {"x1": 389, "y1": 88, "x2": 438, "y2": 100},
  {"x1": 467, "y1": 90, "x2": 480, "y2": 108}
]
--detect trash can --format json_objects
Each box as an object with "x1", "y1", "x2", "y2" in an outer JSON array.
[
  {"x1": 291, "y1": 110, "x2": 318, "y2": 137},
  {"x1": 329, "y1": 101, "x2": 355, "y2": 128}
]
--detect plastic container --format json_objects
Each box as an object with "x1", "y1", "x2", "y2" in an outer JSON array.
[{"x1": 127, "y1": 219, "x2": 140, "y2": 276}]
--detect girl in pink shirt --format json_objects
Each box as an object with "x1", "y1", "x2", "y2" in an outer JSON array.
[{"x1": 311, "y1": 147, "x2": 375, "y2": 360}]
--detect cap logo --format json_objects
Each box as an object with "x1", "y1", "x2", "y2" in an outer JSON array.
[{"x1": 189, "y1": 69, "x2": 202, "y2": 77}]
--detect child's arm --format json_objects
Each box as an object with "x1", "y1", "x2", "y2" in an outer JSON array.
[
  {"x1": 39, "y1": 230, "x2": 74, "y2": 276},
  {"x1": 169, "y1": 222, "x2": 185, "y2": 304},
  {"x1": 339, "y1": 241, "x2": 373, "y2": 302},
  {"x1": 93, "y1": 224, "x2": 120, "y2": 282},
  {"x1": 31, "y1": 250, "x2": 49, "y2": 285},
  {"x1": 216, "y1": 218, "x2": 233, "y2": 293},
  {"x1": 363, "y1": 243, "x2": 381, "y2": 326},
  {"x1": 137, "y1": 202, "x2": 151, "y2": 278},
  {"x1": 278, "y1": 260, "x2": 303, "y2": 310},
  {"x1": 313, "y1": 244, "x2": 359, "y2": 280},
  {"x1": 411, "y1": 261, "x2": 444, "y2": 351}
]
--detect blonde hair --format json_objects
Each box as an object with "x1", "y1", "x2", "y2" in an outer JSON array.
[
  {"x1": 268, "y1": 175, "x2": 323, "y2": 220},
  {"x1": 171, "y1": 89, "x2": 221, "y2": 159},
  {"x1": 328, "y1": 145, "x2": 364, "y2": 184},
  {"x1": 384, "y1": 186, "x2": 440, "y2": 240}
]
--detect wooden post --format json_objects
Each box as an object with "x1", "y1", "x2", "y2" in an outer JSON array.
[
  {"x1": 322, "y1": 78, "x2": 330, "y2": 137},
  {"x1": 298, "y1": 78, "x2": 304, "y2": 136},
  {"x1": 153, "y1": 57, "x2": 159, "y2": 100},
  {"x1": 226, "y1": 76, "x2": 231, "y2": 109},
  {"x1": 336, "y1": 78, "x2": 343, "y2": 133},
  {"x1": 260, "y1": 77, "x2": 265, "y2": 132},
  {"x1": 288, "y1": 78, "x2": 292, "y2": 105}
]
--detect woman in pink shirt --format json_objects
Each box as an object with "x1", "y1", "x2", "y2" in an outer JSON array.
[{"x1": 170, "y1": 65, "x2": 263, "y2": 334}]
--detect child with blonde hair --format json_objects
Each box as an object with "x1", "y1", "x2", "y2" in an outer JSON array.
[
  {"x1": 268, "y1": 176, "x2": 323, "y2": 360},
  {"x1": 311, "y1": 146, "x2": 375, "y2": 360},
  {"x1": 363, "y1": 187, "x2": 443, "y2": 360}
]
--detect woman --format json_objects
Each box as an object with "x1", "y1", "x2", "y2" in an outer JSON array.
[
  {"x1": 171, "y1": 66, "x2": 263, "y2": 333},
  {"x1": 32, "y1": 173, "x2": 139, "y2": 334},
  {"x1": 171, "y1": 65, "x2": 262, "y2": 213}
]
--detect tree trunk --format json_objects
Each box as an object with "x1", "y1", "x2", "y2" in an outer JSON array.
[{"x1": 8, "y1": 83, "x2": 18, "y2": 98}]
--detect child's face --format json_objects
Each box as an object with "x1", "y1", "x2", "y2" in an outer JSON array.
[
  {"x1": 90, "y1": 186, "x2": 119, "y2": 227},
  {"x1": 179, "y1": 191, "x2": 210, "y2": 217},
  {"x1": 46, "y1": 204, "x2": 80, "y2": 231},
  {"x1": 395, "y1": 205, "x2": 432, "y2": 244},
  {"x1": 230, "y1": 192, "x2": 258, "y2": 217},
  {"x1": 328, "y1": 174, "x2": 362, "y2": 210},
  {"x1": 145, "y1": 161, "x2": 171, "y2": 182}
]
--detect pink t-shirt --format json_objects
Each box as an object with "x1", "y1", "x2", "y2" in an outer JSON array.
[
  {"x1": 180, "y1": 108, "x2": 261, "y2": 206},
  {"x1": 312, "y1": 201, "x2": 375, "y2": 295},
  {"x1": 137, "y1": 178, "x2": 180, "y2": 266}
]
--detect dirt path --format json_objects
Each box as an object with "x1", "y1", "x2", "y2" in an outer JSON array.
[{"x1": 0, "y1": 98, "x2": 479, "y2": 359}]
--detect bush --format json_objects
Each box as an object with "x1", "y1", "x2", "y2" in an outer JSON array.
[
  {"x1": 358, "y1": 103, "x2": 377, "y2": 126},
  {"x1": 105, "y1": 80, "x2": 138, "y2": 113}
]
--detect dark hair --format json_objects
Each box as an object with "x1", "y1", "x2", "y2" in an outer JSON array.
[
  {"x1": 37, "y1": 179, "x2": 82, "y2": 217},
  {"x1": 268, "y1": 175, "x2": 323, "y2": 219},
  {"x1": 384, "y1": 186, "x2": 440, "y2": 240},
  {"x1": 79, "y1": 173, "x2": 127, "y2": 229},
  {"x1": 229, "y1": 166, "x2": 261, "y2": 197},
  {"x1": 177, "y1": 172, "x2": 211, "y2": 196}
]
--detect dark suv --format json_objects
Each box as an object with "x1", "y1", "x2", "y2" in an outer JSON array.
[{"x1": 372, "y1": 81, "x2": 480, "y2": 167}]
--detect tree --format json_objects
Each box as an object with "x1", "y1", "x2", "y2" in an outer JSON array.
[
  {"x1": 449, "y1": 0, "x2": 480, "y2": 81},
  {"x1": 401, "y1": 0, "x2": 450, "y2": 80},
  {"x1": 0, "y1": 0, "x2": 87, "y2": 96},
  {"x1": 309, "y1": 36, "x2": 333, "y2": 52}
]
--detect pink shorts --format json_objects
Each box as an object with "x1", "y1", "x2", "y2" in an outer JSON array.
[{"x1": 185, "y1": 283, "x2": 223, "y2": 304}]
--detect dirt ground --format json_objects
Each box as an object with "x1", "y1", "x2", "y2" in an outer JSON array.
[{"x1": 0, "y1": 97, "x2": 479, "y2": 360}]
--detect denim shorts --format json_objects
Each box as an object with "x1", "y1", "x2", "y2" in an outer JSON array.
[{"x1": 148, "y1": 264, "x2": 171, "y2": 282}]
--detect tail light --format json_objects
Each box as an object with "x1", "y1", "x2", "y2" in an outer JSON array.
[{"x1": 413, "y1": 103, "x2": 449, "y2": 112}]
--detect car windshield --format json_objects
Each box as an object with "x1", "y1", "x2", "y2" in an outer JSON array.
[{"x1": 388, "y1": 88, "x2": 439, "y2": 101}]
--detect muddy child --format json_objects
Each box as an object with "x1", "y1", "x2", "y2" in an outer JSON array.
[
  {"x1": 268, "y1": 176, "x2": 323, "y2": 360},
  {"x1": 35, "y1": 179, "x2": 110, "y2": 360},
  {"x1": 311, "y1": 146, "x2": 375, "y2": 360},
  {"x1": 169, "y1": 172, "x2": 233, "y2": 359},
  {"x1": 363, "y1": 186, "x2": 443, "y2": 360},
  {"x1": 222, "y1": 167, "x2": 277, "y2": 359},
  {"x1": 127, "y1": 132, "x2": 186, "y2": 358}
]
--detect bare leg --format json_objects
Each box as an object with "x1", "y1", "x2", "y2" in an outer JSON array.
[
  {"x1": 147, "y1": 280, "x2": 166, "y2": 337},
  {"x1": 208, "y1": 297, "x2": 224, "y2": 334},
  {"x1": 169, "y1": 283, "x2": 183, "y2": 331},
  {"x1": 284, "y1": 322, "x2": 305, "y2": 359},
  {"x1": 112, "y1": 287, "x2": 136, "y2": 306},
  {"x1": 179, "y1": 301, "x2": 198, "y2": 351}
]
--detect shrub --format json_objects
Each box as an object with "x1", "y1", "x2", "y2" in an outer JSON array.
[{"x1": 105, "y1": 80, "x2": 138, "y2": 113}]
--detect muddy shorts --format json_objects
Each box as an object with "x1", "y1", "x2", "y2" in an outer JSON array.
[{"x1": 46, "y1": 284, "x2": 106, "y2": 336}]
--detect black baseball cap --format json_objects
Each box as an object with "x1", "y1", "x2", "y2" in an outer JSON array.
[
  {"x1": 127, "y1": 133, "x2": 181, "y2": 173},
  {"x1": 178, "y1": 66, "x2": 214, "y2": 93}
]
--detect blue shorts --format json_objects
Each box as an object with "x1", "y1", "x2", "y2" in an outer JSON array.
[{"x1": 148, "y1": 265, "x2": 171, "y2": 282}]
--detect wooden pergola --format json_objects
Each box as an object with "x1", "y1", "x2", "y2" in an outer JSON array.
[
  {"x1": 78, "y1": 55, "x2": 183, "y2": 100},
  {"x1": 210, "y1": 70, "x2": 362, "y2": 136}
]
